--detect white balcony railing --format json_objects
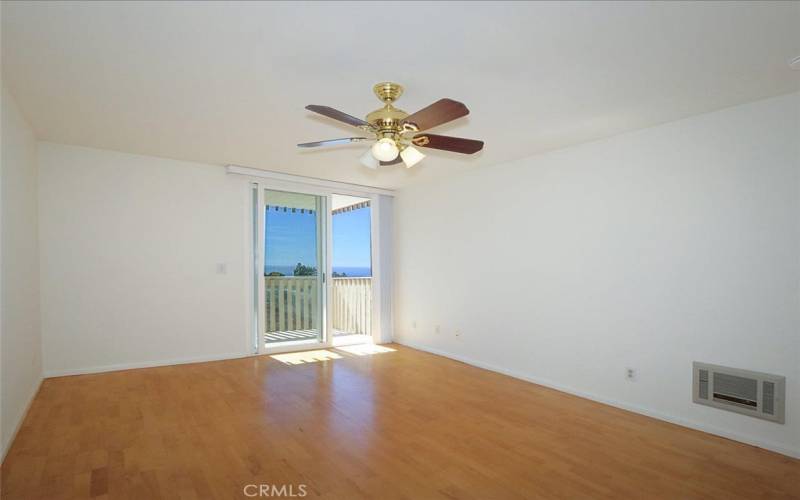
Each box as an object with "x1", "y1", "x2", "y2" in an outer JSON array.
[
  {"x1": 264, "y1": 276, "x2": 372, "y2": 338},
  {"x1": 264, "y1": 276, "x2": 318, "y2": 333},
  {"x1": 331, "y1": 277, "x2": 372, "y2": 336}
]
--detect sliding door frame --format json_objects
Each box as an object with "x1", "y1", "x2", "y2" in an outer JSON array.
[
  {"x1": 255, "y1": 181, "x2": 331, "y2": 355},
  {"x1": 246, "y1": 175, "x2": 383, "y2": 356}
]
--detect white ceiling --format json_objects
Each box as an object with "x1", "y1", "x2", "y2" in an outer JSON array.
[{"x1": 2, "y1": 1, "x2": 799, "y2": 190}]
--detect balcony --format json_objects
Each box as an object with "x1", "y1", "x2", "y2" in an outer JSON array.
[{"x1": 264, "y1": 276, "x2": 372, "y2": 344}]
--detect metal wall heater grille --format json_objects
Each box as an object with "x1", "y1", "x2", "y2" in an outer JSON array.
[
  {"x1": 698, "y1": 369, "x2": 709, "y2": 400},
  {"x1": 763, "y1": 381, "x2": 775, "y2": 415},
  {"x1": 693, "y1": 362, "x2": 785, "y2": 424}
]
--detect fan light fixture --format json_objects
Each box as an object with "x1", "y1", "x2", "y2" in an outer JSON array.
[
  {"x1": 359, "y1": 149, "x2": 379, "y2": 169},
  {"x1": 400, "y1": 146, "x2": 425, "y2": 168},
  {"x1": 371, "y1": 138, "x2": 399, "y2": 161},
  {"x1": 298, "y1": 82, "x2": 484, "y2": 170}
]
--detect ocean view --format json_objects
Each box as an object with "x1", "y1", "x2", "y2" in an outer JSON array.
[
  {"x1": 264, "y1": 199, "x2": 372, "y2": 279},
  {"x1": 265, "y1": 265, "x2": 371, "y2": 277}
]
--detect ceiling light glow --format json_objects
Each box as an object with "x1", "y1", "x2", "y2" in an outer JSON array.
[
  {"x1": 400, "y1": 146, "x2": 425, "y2": 168},
  {"x1": 360, "y1": 149, "x2": 379, "y2": 169},
  {"x1": 371, "y1": 138, "x2": 399, "y2": 161}
]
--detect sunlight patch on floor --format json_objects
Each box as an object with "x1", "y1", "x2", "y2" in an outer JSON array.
[
  {"x1": 271, "y1": 349, "x2": 343, "y2": 365},
  {"x1": 336, "y1": 344, "x2": 396, "y2": 356},
  {"x1": 271, "y1": 345, "x2": 396, "y2": 365},
  {"x1": 332, "y1": 333, "x2": 373, "y2": 347}
]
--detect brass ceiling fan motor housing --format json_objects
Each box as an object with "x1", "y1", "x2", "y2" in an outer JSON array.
[{"x1": 366, "y1": 82, "x2": 410, "y2": 141}]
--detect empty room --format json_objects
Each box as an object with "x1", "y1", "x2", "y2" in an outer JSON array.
[{"x1": 1, "y1": 1, "x2": 799, "y2": 499}]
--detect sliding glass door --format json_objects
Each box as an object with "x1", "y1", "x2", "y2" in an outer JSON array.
[
  {"x1": 250, "y1": 181, "x2": 383, "y2": 354},
  {"x1": 262, "y1": 189, "x2": 326, "y2": 347}
]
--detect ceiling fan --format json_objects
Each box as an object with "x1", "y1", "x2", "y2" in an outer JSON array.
[{"x1": 298, "y1": 82, "x2": 483, "y2": 169}]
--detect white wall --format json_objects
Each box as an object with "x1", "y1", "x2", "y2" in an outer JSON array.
[
  {"x1": 1, "y1": 84, "x2": 42, "y2": 459},
  {"x1": 394, "y1": 92, "x2": 800, "y2": 457},
  {"x1": 38, "y1": 144, "x2": 251, "y2": 375}
]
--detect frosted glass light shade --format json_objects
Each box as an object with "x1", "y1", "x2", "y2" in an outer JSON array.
[
  {"x1": 360, "y1": 149, "x2": 379, "y2": 169},
  {"x1": 400, "y1": 146, "x2": 425, "y2": 168},
  {"x1": 371, "y1": 138, "x2": 399, "y2": 161}
]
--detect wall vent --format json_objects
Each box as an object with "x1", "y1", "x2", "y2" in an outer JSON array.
[{"x1": 693, "y1": 362, "x2": 785, "y2": 424}]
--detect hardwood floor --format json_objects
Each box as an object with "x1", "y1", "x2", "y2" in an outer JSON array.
[{"x1": 2, "y1": 344, "x2": 798, "y2": 499}]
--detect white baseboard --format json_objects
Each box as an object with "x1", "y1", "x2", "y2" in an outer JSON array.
[
  {"x1": 1, "y1": 377, "x2": 43, "y2": 464},
  {"x1": 394, "y1": 339, "x2": 800, "y2": 459},
  {"x1": 44, "y1": 352, "x2": 250, "y2": 378}
]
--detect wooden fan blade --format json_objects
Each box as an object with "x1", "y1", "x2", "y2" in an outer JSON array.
[
  {"x1": 305, "y1": 105, "x2": 370, "y2": 128},
  {"x1": 297, "y1": 137, "x2": 370, "y2": 148},
  {"x1": 412, "y1": 134, "x2": 484, "y2": 154},
  {"x1": 380, "y1": 157, "x2": 403, "y2": 166},
  {"x1": 402, "y1": 98, "x2": 469, "y2": 131}
]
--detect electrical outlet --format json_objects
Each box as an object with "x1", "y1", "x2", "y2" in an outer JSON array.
[
  {"x1": 625, "y1": 368, "x2": 636, "y2": 381},
  {"x1": 455, "y1": 330, "x2": 462, "y2": 338},
  {"x1": 435, "y1": 325, "x2": 441, "y2": 334},
  {"x1": 216, "y1": 263, "x2": 227, "y2": 274},
  {"x1": 412, "y1": 320, "x2": 417, "y2": 329}
]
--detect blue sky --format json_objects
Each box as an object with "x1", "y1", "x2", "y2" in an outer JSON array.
[
  {"x1": 332, "y1": 208, "x2": 371, "y2": 268},
  {"x1": 264, "y1": 207, "x2": 371, "y2": 272}
]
